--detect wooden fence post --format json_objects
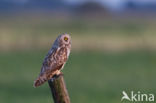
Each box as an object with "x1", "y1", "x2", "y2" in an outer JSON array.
[{"x1": 48, "y1": 74, "x2": 71, "y2": 103}]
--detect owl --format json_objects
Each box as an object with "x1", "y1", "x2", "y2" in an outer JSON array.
[{"x1": 34, "y1": 33, "x2": 71, "y2": 87}]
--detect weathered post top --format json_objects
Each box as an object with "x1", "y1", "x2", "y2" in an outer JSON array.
[{"x1": 48, "y1": 74, "x2": 71, "y2": 103}]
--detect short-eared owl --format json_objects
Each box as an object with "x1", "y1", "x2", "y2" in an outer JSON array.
[{"x1": 34, "y1": 33, "x2": 71, "y2": 87}]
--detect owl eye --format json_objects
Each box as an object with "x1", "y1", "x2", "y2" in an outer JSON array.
[{"x1": 64, "y1": 37, "x2": 68, "y2": 42}]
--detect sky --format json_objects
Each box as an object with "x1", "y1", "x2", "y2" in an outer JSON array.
[
  {"x1": 3, "y1": 0, "x2": 156, "y2": 5},
  {"x1": 64, "y1": 0, "x2": 125, "y2": 10},
  {"x1": 2, "y1": 0, "x2": 156, "y2": 10},
  {"x1": 64, "y1": 0, "x2": 156, "y2": 10}
]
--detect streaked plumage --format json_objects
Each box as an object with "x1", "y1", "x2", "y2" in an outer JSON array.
[{"x1": 34, "y1": 33, "x2": 71, "y2": 87}]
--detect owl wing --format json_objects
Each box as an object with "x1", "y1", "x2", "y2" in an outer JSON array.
[
  {"x1": 34, "y1": 47, "x2": 68, "y2": 87},
  {"x1": 40, "y1": 47, "x2": 58, "y2": 74},
  {"x1": 42, "y1": 47, "x2": 68, "y2": 73}
]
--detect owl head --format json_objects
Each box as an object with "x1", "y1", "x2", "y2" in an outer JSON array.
[{"x1": 58, "y1": 33, "x2": 71, "y2": 46}]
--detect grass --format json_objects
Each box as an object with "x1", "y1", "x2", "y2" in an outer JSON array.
[
  {"x1": 0, "y1": 15, "x2": 156, "y2": 103},
  {"x1": 0, "y1": 50, "x2": 156, "y2": 103},
  {"x1": 0, "y1": 16, "x2": 156, "y2": 36},
  {"x1": 0, "y1": 16, "x2": 156, "y2": 52}
]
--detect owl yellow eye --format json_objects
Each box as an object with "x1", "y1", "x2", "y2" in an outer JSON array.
[{"x1": 64, "y1": 37, "x2": 68, "y2": 41}]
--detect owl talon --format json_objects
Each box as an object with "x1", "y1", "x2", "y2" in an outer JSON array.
[
  {"x1": 59, "y1": 72, "x2": 63, "y2": 76},
  {"x1": 49, "y1": 72, "x2": 63, "y2": 82},
  {"x1": 49, "y1": 77, "x2": 55, "y2": 82}
]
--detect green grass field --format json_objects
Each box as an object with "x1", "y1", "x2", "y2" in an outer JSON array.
[
  {"x1": 0, "y1": 50, "x2": 156, "y2": 103},
  {"x1": 0, "y1": 14, "x2": 156, "y2": 103},
  {"x1": 0, "y1": 16, "x2": 156, "y2": 52}
]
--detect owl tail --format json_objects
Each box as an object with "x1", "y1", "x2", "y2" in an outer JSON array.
[
  {"x1": 34, "y1": 68, "x2": 62, "y2": 87},
  {"x1": 33, "y1": 75, "x2": 47, "y2": 88}
]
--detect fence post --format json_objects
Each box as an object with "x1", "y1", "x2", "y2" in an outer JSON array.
[{"x1": 48, "y1": 74, "x2": 71, "y2": 103}]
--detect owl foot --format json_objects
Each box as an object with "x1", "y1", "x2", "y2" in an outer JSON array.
[{"x1": 49, "y1": 72, "x2": 63, "y2": 82}]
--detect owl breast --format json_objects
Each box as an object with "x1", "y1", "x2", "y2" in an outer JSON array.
[
  {"x1": 67, "y1": 48, "x2": 70, "y2": 57},
  {"x1": 55, "y1": 47, "x2": 68, "y2": 66}
]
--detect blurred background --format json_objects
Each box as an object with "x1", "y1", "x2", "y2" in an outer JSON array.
[{"x1": 0, "y1": 0, "x2": 156, "y2": 103}]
